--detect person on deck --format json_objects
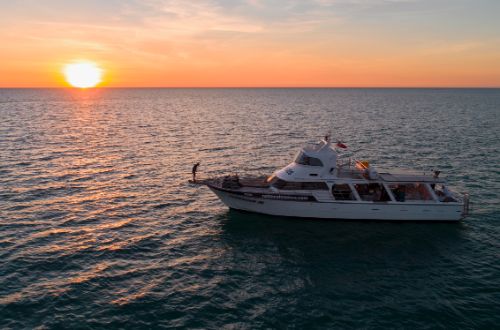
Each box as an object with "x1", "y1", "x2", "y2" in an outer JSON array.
[{"x1": 192, "y1": 162, "x2": 200, "y2": 182}]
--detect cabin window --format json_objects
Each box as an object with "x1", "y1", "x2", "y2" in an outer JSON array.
[
  {"x1": 433, "y1": 184, "x2": 457, "y2": 202},
  {"x1": 354, "y1": 183, "x2": 391, "y2": 202},
  {"x1": 389, "y1": 183, "x2": 433, "y2": 201},
  {"x1": 272, "y1": 179, "x2": 328, "y2": 190},
  {"x1": 332, "y1": 184, "x2": 355, "y2": 200},
  {"x1": 301, "y1": 182, "x2": 329, "y2": 190},
  {"x1": 294, "y1": 152, "x2": 323, "y2": 167},
  {"x1": 276, "y1": 180, "x2": 302, "y2": 190}
]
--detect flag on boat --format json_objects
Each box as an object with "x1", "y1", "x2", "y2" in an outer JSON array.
[
  {"x1": 355, "y1": 160, "x2": 369, "y2": 170},
  {"x1": 336, "y1": 142, "x2": 347, "y2": 149}
]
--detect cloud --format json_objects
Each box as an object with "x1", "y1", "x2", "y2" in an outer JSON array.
[
  {"x1": 419, "y1": 41, "x2": 488, "y2": 55},
  {"x1": 314, "y1": 0, "x2": 420, "y2": 4},
  {"x1": 125, "y1": 0, "x2": 264, "y2": 34}
]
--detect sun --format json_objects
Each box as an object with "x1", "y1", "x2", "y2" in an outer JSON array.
[{"x1": 63, "y1": 62, "x2": 103, "y2": 88}]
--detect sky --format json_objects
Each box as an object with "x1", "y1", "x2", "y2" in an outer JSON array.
[{"x1": 1, "y1": 0, "x2": 499, "y2": 87}]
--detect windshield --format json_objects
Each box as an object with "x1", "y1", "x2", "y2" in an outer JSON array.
[{"x1": 294, "y1": 151, "x2": 323, "y2": 167}]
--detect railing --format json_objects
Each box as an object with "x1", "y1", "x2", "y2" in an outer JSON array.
[
  {"x1": 462, "y1": 193, "x2": 471, "y2": 217},
  {"x1": 337, "y1": 158, "x2": 349, "y2": 167}
]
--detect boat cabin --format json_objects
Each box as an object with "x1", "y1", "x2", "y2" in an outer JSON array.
[{"x1": 217, "y1": 138, "x2": 458, "y2": 204}]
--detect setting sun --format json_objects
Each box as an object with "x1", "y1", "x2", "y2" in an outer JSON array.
[{"x1": 64, "y1": 62, "x2": 102, "y2": 88}]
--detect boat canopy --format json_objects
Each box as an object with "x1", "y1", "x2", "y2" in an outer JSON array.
[{"x1": 274, "y1": 139, "x2": 340, "y2": 181}]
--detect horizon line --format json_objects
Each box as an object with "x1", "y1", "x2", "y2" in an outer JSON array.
[{"x1": 1, "y1": 86, "x2": 500, "y2": 89}]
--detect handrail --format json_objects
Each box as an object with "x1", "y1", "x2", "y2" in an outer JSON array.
[{"x1": 462, "y1": 193, "x2": 470, "y2": 217}]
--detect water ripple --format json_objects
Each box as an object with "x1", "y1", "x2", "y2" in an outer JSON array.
[{"x1": 0, "y1": 88, "x2": 499, "y2": 328}]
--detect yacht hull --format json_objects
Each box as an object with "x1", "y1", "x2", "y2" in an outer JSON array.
[{"x1": 209, "y1": 186, "x2": 464, "y2": 221}]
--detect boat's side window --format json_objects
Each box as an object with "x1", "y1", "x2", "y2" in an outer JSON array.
[
  {"x1": 415, "y1": 184, "x2": 433, "y2": 200},
  {"x1": 301, "y1": 182, "x2": 329, "y2": 190},
  {"x1": 295, "y1": 152, "x2": 323, "y2": 167},
  {"x1": 389, "y1": 184, "x2": 406, "y2": 202},
  {"x1": 389, "y1": 184, "x2": 433, "y2": 201},
  {"x1": 332, "y1": 184, "x2": 355, "y2": 200},
  {"x1": 354, "y1": 183, "x2": 391, "y2": 202},
  {"x1": 273, "y1": 179, "x2": 328, "y2": 190},
  {"x1": 308, "y1": 157, "x2": 324, "y2": 167},
  {"x1": 272, "y1": 179, "x2": 287, "y2": 189},
  {"x1": 433, "y1": 184, "x2": 457, "y2": 202},
  {"x1": 282, "y1": 181, "x2": 303, "y2": 190}
]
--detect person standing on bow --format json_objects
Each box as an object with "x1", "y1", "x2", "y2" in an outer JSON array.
[{"x1": 192, "y1": 162, "x2": 200, "y2": 182}]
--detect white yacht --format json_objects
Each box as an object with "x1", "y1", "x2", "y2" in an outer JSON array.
[{"x1": 196, "y1": 138, "x2": 470, "y2": 221}]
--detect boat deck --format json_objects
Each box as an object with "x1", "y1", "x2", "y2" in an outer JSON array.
[
  {"x1": 238, "y1": 176, "x2": 270, "y2": 188},
  {"x1": 204, "y1": 165, "x2": 448, "y2": 195},
  {"x1": 378, "y1": 172, "x2": 445, "y2": 183},
  {"x1": 337, "y1": 167, "x2": 446, "y2": 183}
]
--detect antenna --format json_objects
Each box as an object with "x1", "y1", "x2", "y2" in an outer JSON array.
[{"x1": 324, "y1": 130, "x2": 332, "y2": 143}]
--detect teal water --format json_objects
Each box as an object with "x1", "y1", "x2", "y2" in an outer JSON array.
[{"x1": 0, "y1": 88, "x2": 499, "y2": 328}]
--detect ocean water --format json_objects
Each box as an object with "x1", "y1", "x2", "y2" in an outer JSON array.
[{"x1": 0, "y1": 88, "x2": 499, "y2": 328}]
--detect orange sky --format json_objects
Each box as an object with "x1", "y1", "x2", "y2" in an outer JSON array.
[{"x1": 1, "y1": 0, "x2": 500, "y2": 87}]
